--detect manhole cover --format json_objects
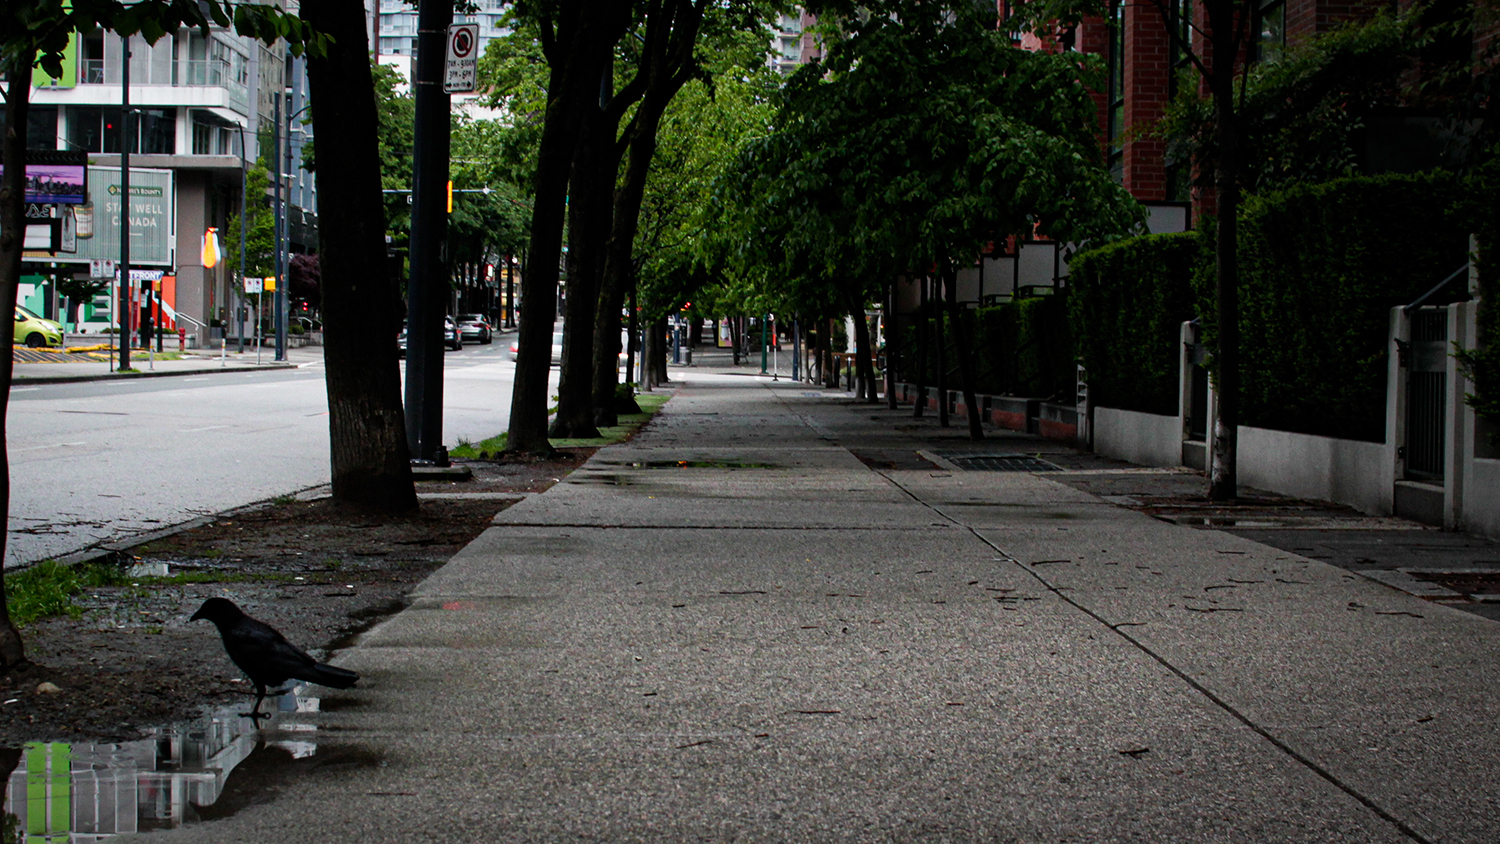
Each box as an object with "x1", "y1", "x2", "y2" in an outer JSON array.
[{"x1": 944, "y1": 454, "x2": 1062, "y2": 472}]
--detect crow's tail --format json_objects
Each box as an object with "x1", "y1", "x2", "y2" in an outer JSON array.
[{"x1": 305, "y1": 663, "x2": 359, "y2": 689}]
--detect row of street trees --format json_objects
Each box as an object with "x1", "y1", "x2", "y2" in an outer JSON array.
[
  {"x1": 715, "y1": 0, "x2": 1142, "y2": 439},
  {"x1": 494, "y1": 0, "x2": 788, "y2": 452}
]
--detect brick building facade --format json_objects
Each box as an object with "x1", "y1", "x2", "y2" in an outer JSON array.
[{"x1": 1034, "y1": 0, "x2": 1498, "y2": 216}]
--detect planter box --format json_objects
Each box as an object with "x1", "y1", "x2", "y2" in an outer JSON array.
[
  {"x1": 1038, "y1": 402, "x2": 1079, "y2": 443},
  {"x1": 988, "y1": 397, "x2": 1038, "y2": 432}
]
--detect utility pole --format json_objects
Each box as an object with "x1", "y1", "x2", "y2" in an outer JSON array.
[
  {"x1": 403, "y1": 0, "x2": 454, "y2": 462},
  {"x1": 237, "y1": 125, "x2": 247, "y2": 353},
  {"x1": 118, "y1": 34, "x2": 132, "y2": 371}
]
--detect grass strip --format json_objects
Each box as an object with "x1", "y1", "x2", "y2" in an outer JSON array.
[
  {"x1": 6, "y1": 561, "x2": 129, "y2": 626},
  {"x1": 451, "y1": 390, "x2": 672, "y2": 456}
]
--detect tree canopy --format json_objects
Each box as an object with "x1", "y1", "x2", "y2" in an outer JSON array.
[{"x1": 718, "y1": 0, "x2": 1142, "y2": 312}]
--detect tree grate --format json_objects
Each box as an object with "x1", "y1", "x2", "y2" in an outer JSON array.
[{"x1": 943, "y1": 454, "x2": 1063, "y2": 472}]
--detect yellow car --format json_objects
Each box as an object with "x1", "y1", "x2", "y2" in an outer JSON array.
[{"x1": 14, "y1": 305, "x2": 63, "y2": 348}]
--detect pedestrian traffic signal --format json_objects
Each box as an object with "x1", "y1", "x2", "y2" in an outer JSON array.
[{"x1": 201, "y1": 227, "x2": 221, "y2": 268}]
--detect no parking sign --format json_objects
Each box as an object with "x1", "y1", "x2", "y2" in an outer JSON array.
[{"x1": 444, "y1": 24, "x2": 480, "y2": 93}]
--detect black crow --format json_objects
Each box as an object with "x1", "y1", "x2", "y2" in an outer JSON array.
[{"x1": 190, "y1": 597, "x2": 358, "y2": 719}]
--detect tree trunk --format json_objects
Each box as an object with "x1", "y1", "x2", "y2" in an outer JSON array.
[
  {"x1": 913, "y1": 281, "x2": 928, "y2": 418},
  {"x1": 303, "y1": 0, "x2": 417, "y2": 512},
  {"x1": 936, "y1": 277, "x2": 950, "y2": 427},
  {"x1": 642, "y1": 317, "x2": 658, "y2": 389},
  {"x1": 1207, "y1": 10, "x2": 1241, "y2": 502},
  {"x1": 849, "y1": 296, "x2": 880, "y2": 404},
  {"x1": 591, "y1": 121, "x2": 659, "y2": 428},
  {"x1": 653, "y1": 316, "x2": 670, "y2": 384},
  {"x1": 551, "y1": 79, "x2": 612, "y2": 440},
  {"x1": 508, "y1": 2, "x2": 628, "y2": 455},
  {"x1": 886, "y1": 281, "x2": 899, "y2": 409},
  {"x1": 947, "y1": 268, "x2": 984, "y2": 440},
  {"x1": 0, "y1": 55, "x2": 35, "y2": 669}
]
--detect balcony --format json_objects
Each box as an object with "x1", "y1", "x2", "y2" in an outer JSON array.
[{"x1": 74, "y1": 58, "x2": 249, "y2": 115}]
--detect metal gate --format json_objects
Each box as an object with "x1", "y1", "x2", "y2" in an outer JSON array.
[{"x1": 1405, "y1": 308, "x2": 1448, "y2": 481}]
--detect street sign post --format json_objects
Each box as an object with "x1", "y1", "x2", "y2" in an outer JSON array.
[{"x1": 443, "y1": 24, "x2": 479, "y2": 93}]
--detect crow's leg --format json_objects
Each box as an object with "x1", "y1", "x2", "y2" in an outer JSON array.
[{"x1": 241, "y1": 684, "x2": 271, "y2": 721}]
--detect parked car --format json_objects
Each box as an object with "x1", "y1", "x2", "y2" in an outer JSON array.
[
  {"x1": 14, "y1": 306, "x2": 63, "y2": 348},
  {"x1": 506, "y1": 327, "x2": 636, "y2": 370},
  {"x1": 397, "y1": 317, "x2": 462, "y2": 357},
  {"x1": 456, "y1": 313, "x2": 493, "y2": 345},
  {"x1": 506, "y1": 326, "x2": 565, "y2": 365}
]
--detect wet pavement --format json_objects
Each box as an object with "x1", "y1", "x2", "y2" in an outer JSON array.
[
  {"x1": 7, "y1": 347, "x2": 1500, "y2": 842},
  {"x1": 4, "y1": 685, "x2": 338, "y2": 838}
]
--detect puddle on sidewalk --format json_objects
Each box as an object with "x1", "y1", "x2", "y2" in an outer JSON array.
[
  {"x1": 1, "y1": 685, "x2": 357, "y2": 840},
  {"x1": 595, "y1": 460, "x2": 776, "y2": 470},
  {"x1": 1158, "y1": 515, "x2": 1287, "y2": 528}
]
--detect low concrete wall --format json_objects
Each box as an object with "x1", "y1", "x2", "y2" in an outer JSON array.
[
  {"x1": 1093, "y1": 407, "x2": 1181, "y2": 468},
  {"x1": 1238, "y1": 426, "x2": 1392, "y2": 516},
  {"x1": 1464, "y1": 459, "x2": 1500, "y2": 538},
  {"x1": 1038, "y1": 402, "x2": 1078, "y2": 442},
  {"x1": 989, "y1": 397, "x2": 1036, "y2": 432}
]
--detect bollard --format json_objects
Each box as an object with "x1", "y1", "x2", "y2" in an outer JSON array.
[{"x1": 178, "y1": 327, "x2": 186, "y2": 352}]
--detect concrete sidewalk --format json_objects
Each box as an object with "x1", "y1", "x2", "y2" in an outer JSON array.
[{"x1": 143, "y1": 361, "x2": 1499, "y2": 843}]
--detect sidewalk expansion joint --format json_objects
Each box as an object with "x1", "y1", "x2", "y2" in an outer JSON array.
[
  {"x1": 490, "y1": 522, "x2": 955, "y2": 530},
  {"x1": 874, "y1": 465, "x2": 1435, "y2": 844}
]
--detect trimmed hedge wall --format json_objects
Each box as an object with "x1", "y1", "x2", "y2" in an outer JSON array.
[
  {"x1": 1455, "y1": 156, "x2": 1500, "y2": 440},
  {"x1": 972, "y1": 295, "x2": 1074, "y2": 398},
  {"x1": 1195, "y1": 171, "x2": 1470, "y2": 442},
  {"x1": 899, "y1": 294, "x2": 1073, "y2": 399},
  {"x1": 1068, "y1": 232, "x2": 1201, "y2": 416}
]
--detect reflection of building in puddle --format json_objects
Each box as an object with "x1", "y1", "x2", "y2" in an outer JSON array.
[{"x1": 3, "y1": 687, "x2": 320, "y2": 841}]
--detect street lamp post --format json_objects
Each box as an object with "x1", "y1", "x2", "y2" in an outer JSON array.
[
  {"x1": 272, "y1": 88, "x2": 313, "y2": 363},
  {"x1": 117, "y1": 33, "x2": 133, "y2": 372},
  {"x1": 236, "y1": 123, "x2": 248, "y2": 354}
]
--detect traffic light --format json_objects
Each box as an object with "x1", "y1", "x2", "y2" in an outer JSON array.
[{"x1": 447, "y1": 180, "x2": 453, "y2": 214}]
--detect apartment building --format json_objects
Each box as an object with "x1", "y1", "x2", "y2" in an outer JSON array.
[{"x1": 14, "y1": 26, "x2": 316, "y2": 346}]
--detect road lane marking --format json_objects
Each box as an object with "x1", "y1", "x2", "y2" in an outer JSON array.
[
  {"x1": 14, "y1": 442, "x2": 87, "y2": 452},
  {"x1": 181, "y1": 425, "x2": 233, "y2": 433}
]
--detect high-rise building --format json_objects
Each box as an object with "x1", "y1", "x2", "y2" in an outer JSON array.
[
  {"x1": 768, "y1": 9, "x2": 823, "y2": 76},
  {"x1": 375, "y1": 0, "x2": 511, "y2": 61}
]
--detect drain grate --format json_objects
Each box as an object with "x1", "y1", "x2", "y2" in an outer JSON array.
[{"x1": 944, "y1": 454, "x2": 1063, "y2": 472}]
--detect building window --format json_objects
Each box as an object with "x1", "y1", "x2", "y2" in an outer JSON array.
[
  {"x1": 137, "y1": 109, "x2": 175, "y2": 154},
  {"x1": 1106, "y1": 0, "x2": 1124, "y2": 182},
  {"x1": 67, "y1": 106, "x2": 175, "y2": 154},
  {"x1": 0, "y1": 106, "x2": 58, "y2": 150},
  {"x1": 1254, "y1": 0, "x2": 1285, "y2": 63},
  {"x1": 191, "y1": 111, "x2": 236, "y2": 155}
]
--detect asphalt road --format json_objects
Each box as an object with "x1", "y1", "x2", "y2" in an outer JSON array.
[{"x1": 6, "y1": 340, "x2": 533, "y2": 567}]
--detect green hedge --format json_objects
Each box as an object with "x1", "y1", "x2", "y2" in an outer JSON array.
[
  {"x1": 897, "y1": 293, "x2": 1073, "y2": 399},
  {"x1": 1455, "y1": 155, "x2": 1500, "y2": 440},
  {"x1": 1068, "y1": 232, "x2": 1201, "y2": 416},
  {"x1": 1197, "y1": 171, "x2": 1470, "y2": 442}
]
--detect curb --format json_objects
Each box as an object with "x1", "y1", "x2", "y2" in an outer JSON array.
[
  {"x1": 14, "y1": 362, "x2": 300, "y2": 386},
  {"x1": 33, "y1": 483, "x2": 334, "y2": 572}
]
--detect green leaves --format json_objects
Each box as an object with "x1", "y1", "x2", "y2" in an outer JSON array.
[
  {"x1": 4, "y1": 0, "x2": 326, "y2": 80},
  {"x1": 720, "y1": 0, "x2": 1141, "y2": 314}
]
